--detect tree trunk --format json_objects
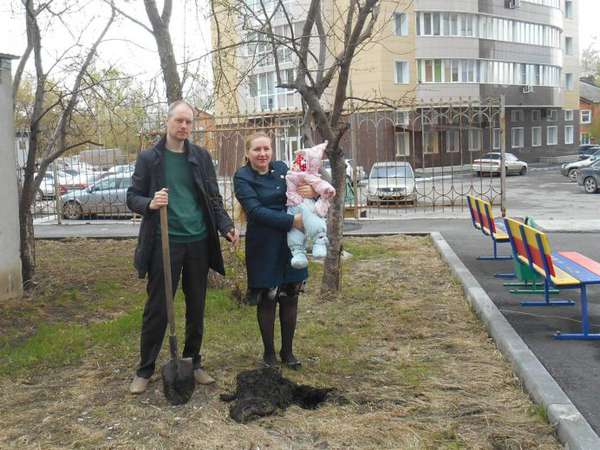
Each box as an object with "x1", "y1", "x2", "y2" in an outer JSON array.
[
  {"x1": 321, "y1": 155, "x2": 347, "y2": 291},
  {"x1": 143, "y1": 0, "x2": 182, "y2": 104},
  {"x1": 154, "y1": 25, "x2": 182, "y2": 104},
  {"x1": 18, "y1": 198, "x2": 35, "y2": 288}
]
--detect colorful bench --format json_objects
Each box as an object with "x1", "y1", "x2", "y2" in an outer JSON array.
[
  {"x1": 504, "y1": 217, "x2": 600, "y2": 340},
  {"x1": 466, "y1": 195, "x2": 513, "y2": 278}
]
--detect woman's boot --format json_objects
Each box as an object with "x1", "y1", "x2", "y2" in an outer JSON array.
[{"x1": 278, "y1": 283, "x2": 302, "y2": 369}]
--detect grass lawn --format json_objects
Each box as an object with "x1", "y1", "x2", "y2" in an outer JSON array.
[{"x1": 0, "y1": 236, "x2": 560, "y2": 449}]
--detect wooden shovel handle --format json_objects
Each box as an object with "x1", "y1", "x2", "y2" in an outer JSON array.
[{"x1": 159, "y1": 206, "x2": 177, "y2": 343}]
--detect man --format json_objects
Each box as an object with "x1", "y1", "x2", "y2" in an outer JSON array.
[{"x1": 127, "y1": 100, "x2": 238, "y2": 394}]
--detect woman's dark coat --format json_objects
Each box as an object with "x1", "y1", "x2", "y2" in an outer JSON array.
[
  {"x1": 127, "y1": 137, "x2": 234, "y2": 278},
  {"x1": 234, "y1": 161, "x2": 308, "y2": 288}
]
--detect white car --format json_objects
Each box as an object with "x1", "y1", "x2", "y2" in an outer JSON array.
[
  {"x1": 366, "y1": 161, "x2": 416, "y2": 205},
  {"x1": 561, "y1": 154, "x2": 600, "y2": 182},
  {"x1": 33, "y1": 171, "x2": 68, "y2": 200},
  {"x1": 472, "y1": 152, "x2": 528, "y2": 176}
]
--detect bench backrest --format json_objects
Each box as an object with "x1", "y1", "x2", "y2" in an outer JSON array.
[
  {"x1": 466, "y1": 195, "x2": 481, "y2": 229},
  {"x1": 467, "y1": 195, "x2": 497, "y2": 235},
  {"x1": 504, "y1": 217, "x2": 556, "y2": 277}
]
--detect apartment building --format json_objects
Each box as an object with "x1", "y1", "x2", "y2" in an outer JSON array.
[{"x1": 212, "y1": 0, "x2": 579, "y2": 168}]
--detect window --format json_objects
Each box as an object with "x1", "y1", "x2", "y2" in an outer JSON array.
[
  {"x1": 564, "y1": 110, "x2": 573, "y2": 121},
  {"x1": 565, "y1": 125, "x2": 574, "y2": 144},
  {"x1": 491, "y1": 128, "x2": 501, "y2": 149},
  {"x1": 547, "y1": 126, "x2": 558, "y2": 145},
  {"x1": 423, "y1": 131, "x2": 439, "y2": 154},
  {"x1": 446, "y1": 129, "x2": 460, "y2": 153},
  {"x1": 565, "y1": 0, "x2": 573, "y2": 18},
  {"x1": 532, "y1": 110, "x2": 541, "y2": 121},
  {"x1": 95, "y1": 177, "x2": 118, "y2": 191},
  {"x1": 532, "y1": 126, "x2": 542, "y2": 147},
  {"x1": 581, "y1": 133, "x2": 591, "y2": 144},
  {"x1": 394, "y1": 13, "x2": 408, "y2": 36},
  {"x1": 511, "y1": 110, "x2": 524, "y2": 122},
  {"x1": 511, "y1": 127, "x2": 524, "y2": 148},
  {"x1": 581, "y1": 109, "x2": 592, "y2": 124},
  {"x1": 565, "y1": 36, "x2": 573, "y2": 55},
  {"x1": 546, "y1": 109, "x2": 558, "y2": 122},
  {"x1": 565, "y1": 73, "x2": 573, "y2": 90},
  {"x1": 395, "y1": 61, "x2": 409, "y2": 84},
  {"x1": 395, "y1": 110, "x2": 409, "y2": 126},
  {"x1": 415, "y1": 12, "x2": 560, "y2": 48},
  {"x1": 248, "y1": 75, "x2": 257, "y2": 97},
  {"x1": 395, "y1": 131, "x2": 410, "y2": 156},
  {"x1": 416, "y1": 58, "x2": 560, "y2": 87},
  {"x1": 468, "y1": 128, "x2": 481, "y2": 151}
]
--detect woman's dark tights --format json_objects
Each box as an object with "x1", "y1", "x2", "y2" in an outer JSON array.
[{"x1": 256, "y1": 283, "x2": 300, "y2": 365}]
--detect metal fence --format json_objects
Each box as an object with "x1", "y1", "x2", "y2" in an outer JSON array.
[{"x1": 22, "y1": 98, "x2": 506, "y2": 223}]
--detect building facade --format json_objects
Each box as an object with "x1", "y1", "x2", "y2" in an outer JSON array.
[
  {"x1": 212, "y1": 0, "x2": 579, "y2": 171},
  {"x1": 0, "y1": 53, "x2": 23, "y2": 302},
  {"x1": 579, "y1": 78, "x2": 600, "y2": 144}
]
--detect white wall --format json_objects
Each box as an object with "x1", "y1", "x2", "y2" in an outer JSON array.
[{"x1": 0, "y1": 56, "x2": 23, "y2": 301}]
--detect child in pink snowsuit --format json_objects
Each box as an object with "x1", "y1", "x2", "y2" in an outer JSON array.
[{"x1": 286, "y1": 142, "x2": 336, "y2": 269}]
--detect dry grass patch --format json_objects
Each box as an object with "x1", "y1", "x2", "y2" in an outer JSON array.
[{"x1": 0, "y1": 236, "x2": 560, "y2": 449}]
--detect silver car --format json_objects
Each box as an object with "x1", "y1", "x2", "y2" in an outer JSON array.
[
  {"x1": 366, "y1": 161, "x2": 416, "y2": 205},
  {"x1": 60, "y1": 174, "x2": 132, "y2": 220}
]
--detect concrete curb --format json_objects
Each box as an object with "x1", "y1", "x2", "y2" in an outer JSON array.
[{"x1": 430, "y1": 231, "x2": 600, "y2": 450}]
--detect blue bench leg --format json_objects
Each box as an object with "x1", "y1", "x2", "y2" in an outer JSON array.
[
  {"x1": 521, "y1": 279, "x2": 575, "y2": 307},
  {"x1": 477, "y1": 240, "x2": 512, "y2": 261},
  {"x1": 554, "y1": 285, "x2": 600, "y2": 340}
]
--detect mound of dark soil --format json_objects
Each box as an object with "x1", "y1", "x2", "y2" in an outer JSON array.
[{"x1": 220, "y1": 367, "x2": 342, "y2": 423}]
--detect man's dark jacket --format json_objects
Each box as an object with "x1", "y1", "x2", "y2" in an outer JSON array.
[{"x1": 127, "y1": 137, "x2": 234, "y2": 278}]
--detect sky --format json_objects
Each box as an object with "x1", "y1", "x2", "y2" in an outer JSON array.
[
  {"x1": 0, "y1": 0, "x2": 212, "y2": 91},
  {"x1": 1, "y1": 0, "x2": 599, "y2": 82}
]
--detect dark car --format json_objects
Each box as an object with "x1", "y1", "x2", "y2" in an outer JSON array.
[
  {"x1": 577, "y1": 159, "x2": 600, "y2": 194},
  {"x1": 577, "y1": 144, "x2": 600, "y2": 160}
]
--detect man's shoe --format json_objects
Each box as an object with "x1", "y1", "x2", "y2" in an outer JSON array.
[
  {"x1": 194, "y1": 368, "x2": 216, "y2": 385},
  {"x1": 129, "y1": 375, "x2": 149, "y2": 394}
]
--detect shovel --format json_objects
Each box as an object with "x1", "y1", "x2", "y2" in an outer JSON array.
[{"x1": 159, "y1": 206, "x2": 195, "y2": 405}]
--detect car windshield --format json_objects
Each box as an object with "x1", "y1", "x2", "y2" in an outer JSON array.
[
  {"x1": 370, "y1": 165, "x2": 413, "y2": 178},
  {"x1": 481, "y1": 153, "x2": 501, "y2": 160}
]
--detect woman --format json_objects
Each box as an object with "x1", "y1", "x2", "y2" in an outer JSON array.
[{"x1": 234, "y1": 132, "x2": 314, "y2": 369}]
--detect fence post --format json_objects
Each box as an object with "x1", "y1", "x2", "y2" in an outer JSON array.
[
  {"x1": 499, "y1": 95, "x2": 507, "y2": 217},
  {"x1": 53, "y1": 164, "x2": 62, "y2": 224}
]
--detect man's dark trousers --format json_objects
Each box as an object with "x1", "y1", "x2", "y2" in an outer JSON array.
[{"x1": 136, "y1": 239, "x2": 209, "y2": 379}]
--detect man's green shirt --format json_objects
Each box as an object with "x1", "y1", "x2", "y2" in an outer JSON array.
[{"x1": 163, "y1": 149, "x2": 207, "y2": 243}]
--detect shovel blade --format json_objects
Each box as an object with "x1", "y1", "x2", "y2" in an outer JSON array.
[{"x1": 161, "y1": 357, "x2": 195, "y2": 405}]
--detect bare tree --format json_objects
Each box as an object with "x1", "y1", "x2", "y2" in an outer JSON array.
[
  {"x1": 212, "y1": 0, "x2": 408, "y2": 291},
  {"x1": 109, "y1": 0, "x2": 182, "y2": 104},
  {"x1": 15, "y1": 0, "x2": 116, "y2": 287}
]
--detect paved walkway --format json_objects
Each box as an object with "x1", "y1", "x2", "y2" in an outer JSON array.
[{"x1": 35, "y1": 218, "x2": 600, "y2": 437}]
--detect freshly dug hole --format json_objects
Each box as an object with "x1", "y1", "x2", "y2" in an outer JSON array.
[{"x1": 221, "y1": 367, "x2": 345, "y2": 423}]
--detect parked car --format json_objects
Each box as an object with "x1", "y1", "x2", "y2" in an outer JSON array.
[
  {"x1": 577, "y1": 144, "x2": 600, "y2": 160},
  {"x1": 561, "y1": 154, "x2": 600, "y2": 182},
  {"x1": 366, "y1": 161, "x2": 416, "y2": 205},
  {"x1": 472, "y1": 152, "x2": 528, "y2": 176},
  {"x1": 60, "y1": 174, "x2": 133, "y2": 220},
  {"x1": 57, "y1": 169, "x2": 107, "y2": 193},
  {"x1": 33, "y1": 171, "x2": 68, "y2": 200},
  {"x1": 577, "y1": 159, "x2": 600, "y2": 194},
  {"x1": 322, "y1": 158, "x2": 366, "y2": 181}
]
